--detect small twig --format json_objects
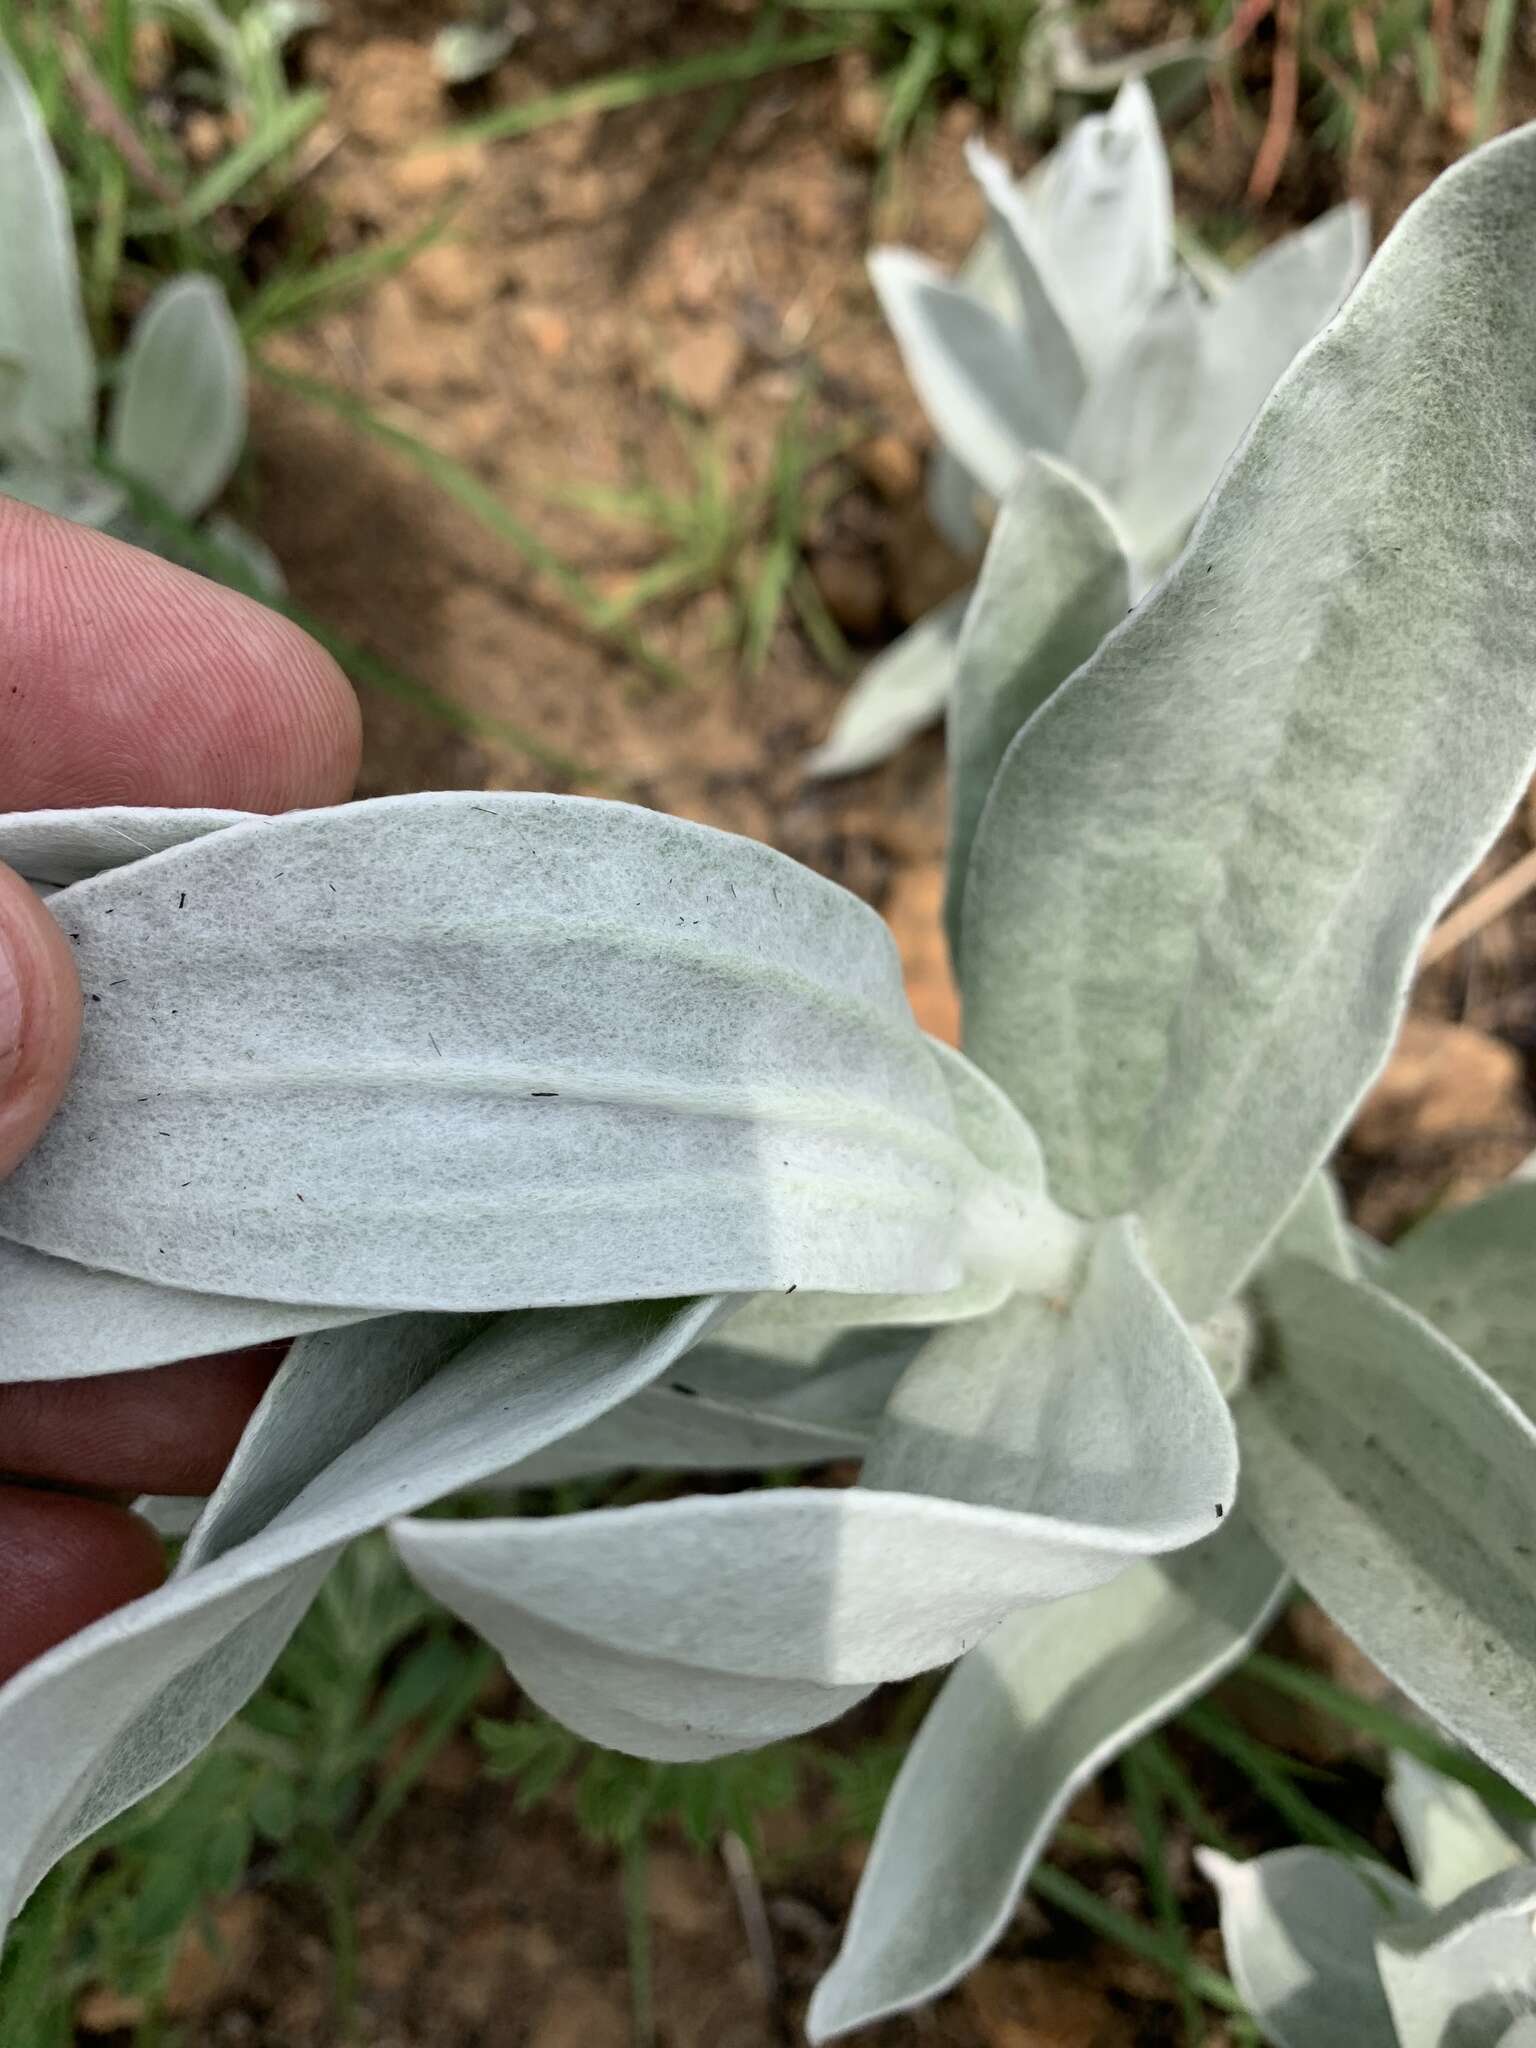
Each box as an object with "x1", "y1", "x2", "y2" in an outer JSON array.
[
  {"x1": 621, "y1": 1833, "x2": 654, "y2": 2048},
  {"x1": 1223, "y1": 0, "x2": 1275, "y2": 55},
  {"x1": 1247, "y1": 0, "x2": 1299, "y2": 203},
  {"x1": 59, "y1": 33, "x2": 181, "y2": 204},
  {"x1": 1420, "y1": 843, "x2": 1536, "y2": 968},
  {"x1": 721, "y1": 1831, "x2": 778, "y2": 2006}
]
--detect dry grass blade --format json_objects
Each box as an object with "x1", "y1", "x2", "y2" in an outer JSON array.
[
  {"x1": 1420, "y1": 843, "x2": 1536, "y2": 968},
  {"x1": 1248, "y1": 0, "x2": 1300, "y2": 202}
]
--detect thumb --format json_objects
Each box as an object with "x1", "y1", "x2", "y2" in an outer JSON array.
[{"x1": 0, "y1": 863, "x2": 81, "y2": 1179}]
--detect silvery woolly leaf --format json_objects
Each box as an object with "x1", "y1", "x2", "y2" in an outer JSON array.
[
  {"x1": 392, "y1": 1215, "x2": 1235, "y2": 1763},
  {"x1": 1062, "y1": 275, "x2": 1201, "y2": 575},
  {"x1": 943, "y1": 453, "x2": 1130, "y2": 963},
  {"x1": 1085, "y1": 202, "x2": 1369, "y2": 572},
  {"x1": 1199, "y1": 1847, "x2": 1420, "y2": 2048},
  {"x1": 1047, "y1": 25, "x2": 1216, "y2": 119},
  {"x1": 0, "y1": 1234, "x2": 374, "y2": 1383},
  {"x1": 807, "y1": 1506, "x2": 1285, "y2": 2040},
  {"x1": 926, "y1": 446, "x2": 988, "y2": 556},
  {"x1": 0, "y1": 804, "x2": 251, "y2": 887},
  {"x1": 1503, "y1": 2022, "x2": 1536, "y2": 2047},
  {"x1": 1384, "y1": 1184, "x2": 1536, "y2": 1419},
  {"x1": 1240, "y1": 1260, "x2": 1536, "y2": 1805},
  {"x1": 0, "y1": 793, "x2": 1032, "y2": 1313},
  {"x1": 107, "y1": 276, "x2": 246, "y2": 519},
  {"x1": 0, "y1": 464, "x2": 124, "y2": 527},
  {"x1": 1032, "y1": 80, "x2": 1173, "y2": 377},
  {"x1": 961, "y1": 140, "x2": 1086, "y2": 427},
  {"x1": 0, "y1": 40, "x2": 95, "y2": 463},
  {"x1": 202, "y1": 511, "x2": 285, "y2": 595},
  {"x1": 724, "y1": 1037, "x2": 1049, "y2": 1338},
  {"x1": 1377, "y1": 1866, "x2": 1536, "y2": 2048},
  {"x1": 862, "y1": 1216, "x2": 1235, "y2": 1528},
  {"x1": 1269, "y1": 1170, "x2": 1356, "y2": 1279},
  {"x1": 803, "y1": 589, "x2": 970, "y2": 781},
  {"x1": 0, "y1": 1295, "x2": 717, "y2": 1938},
  {"x1": 868, "y1": 249, "x2": 1054, "y2": 497},
  {"x1": 1388, "y1": 1754, "x2": 1523, "y2": 1911},
  {"x1": 495, "y1": 1323, "x2": 922, "y2": 1488},
  {"x1": 963, "y1": 124, "x2": 1536, "y2": 1322},
  {"x1": 432, "y1": 11, "x2": 524, "y2": 83}
]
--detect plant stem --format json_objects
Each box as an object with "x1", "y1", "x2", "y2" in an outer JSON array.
[{"x1": 621, "y1": 1833, "x2": 654, "y2": 2048}]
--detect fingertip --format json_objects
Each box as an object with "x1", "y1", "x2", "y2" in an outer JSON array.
[
  {"x1": 0, "y1": 499, "x2": 361, "y2": 814},
  {"x1": 0, "y1": 862, "x2": 81, "y2": 1179},
  {"x1": 0, "y1": 1488, "x2": 166, "y2": 1684},
  {"x1": 0, "y1": 1345, "x2": 286, "y2": 1495}
]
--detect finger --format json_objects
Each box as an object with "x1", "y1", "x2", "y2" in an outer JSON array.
[
  {"x1": 0, "y1": 860, "x2": 81, "y2": 1177},
  {"x1": 0, "y1": 498, "x2": 361, "y2": 814},
  {"x1": 0, "y1": 1346, "x2": 284, "y2": 1496},
  {"x1": 0, "y1": 1487, "x2": 166, "y2": 1683}
]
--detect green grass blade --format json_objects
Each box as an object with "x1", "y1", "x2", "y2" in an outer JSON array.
[
  {"x1": 1474, "y1": 0, "x2": 1518, "y2": 141},
  {"x1": 1241, "y1": 1651, "x2": 1536, "y2": 1819},
  {"x1": 1135, "y1": 1732, "x2": 1243, "y2": 1857},
  {"x1": 622, "y1": 1833, "x2": 655, "y2": 2048},
  {"x1": 1181, "y1": 1702, "x2": 1379, "y2": 1861},
  {"x1": 350, "y1": 1644, "x2": 498, "y2": 1856},
  {"x1": 423, "y1": 32, "x2": 849, "y2": 149},
  {"x1": 257, "y1": 361, "x2": 684, "y2": 689},
  {"x1": 1031, "y1": 1862, "x2": 1249, "y2": 2016},
  {"x1": 131, "y1": 88, "x2": 327, "y2": 229},
  {"x1": 240, "y1": 211, "x2": 457, "y2": 340},
  {"x1": 1124, "y1": 1748, "x2": 1203, "y2": 2045},
  {"x1": 879, "y1": 17, "x2": 944, "y2": 154}
]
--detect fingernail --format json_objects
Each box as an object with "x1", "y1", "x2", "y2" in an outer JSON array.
[{"x1": 0, "y1": 918, "x2": 22, "y2": 1095}]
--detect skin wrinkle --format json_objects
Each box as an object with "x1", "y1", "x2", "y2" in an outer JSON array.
[
  {"x1": 0, "y1": 502, "x2": 360, "y2": 1683},
  {"x1": 0, "y1": 500, "x2": 360, "y2": 811}
]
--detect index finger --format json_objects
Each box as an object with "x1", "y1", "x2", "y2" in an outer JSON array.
[{"x1": 0, "y1": 498, "x2": 361, "y2": 814}]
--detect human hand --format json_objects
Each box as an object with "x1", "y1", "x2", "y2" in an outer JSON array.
[{"x1": 0, "y1": 499, "x2": 360, "y2": 1682}]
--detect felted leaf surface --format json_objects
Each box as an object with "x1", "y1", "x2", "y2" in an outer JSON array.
[
  {"x1": 1377, "y1": 1866, "x2": 1536, "y2": 2048},
  {"x1": 943, "y1": 454, "x2": 1130, "y2": 962},
  {"x1": 1269, "y1": 1170, "x2": 1356, "y2": 1279},
  {"x1": 496, "y1": 1322, "x2": 922, "y2": 1487},
  {"x1": 1200, "y1": 1847, "x2": 1419, "y2": 2048},
  {"x1": 720, "y1": 1037, "x2": 1049, "y2": 1337},
  {"x1": 1063, "y1": 277, "x2": 1202, "y2": 572},
  {"x1": 925, "y1": 446, "x2": 987, "y2": 556},
  {"x1": 868, "y1": 249, "x2": 1053, "y2": 496},
  {"x1": 0, "y1": 41, "x2": 95, "y2": 462},
  {"x1": 802, "y1": 590, "x2": 970, "y2": 781},
  {"x1": 1387, "y1": 1754, "x2": 1523, "y2": 1911},
  {"x1": 0, "y1": 805, "x2": 252, "y2": 887},
  {"x1": 962, "y1": 123, "x2": 1536, "y2": 1321},
  {"x1": 1071, "y1": 204, "x2": 1367, "y2": 572},
  {"x1": 862, "y1": 1216, "x2": 1235, "y2": 1527},
  {"x1": 1385, "y1": 1184, "x2": 1536, "y2": 1418},
  {"x1": 807, "y1": 1507, "x2": 1286, "y2": 2039},
  {"x1": 1030, "y1": 81, "x2": 1173, "y2": 377},
  {"x1": 961, "y1": 139, "x2": 1086, "y2": 426},
  {"x1": 0, "y1": 465, "x2": 124, "y2": 527},
  {"x1": 107, "y1": 276, "x2": 246, "y2": 518},
  {"x1": 1240, "y1": 1260, "x2": 1536, "y2": 1804},
  {"x1": 0, "y1": 1234, "x2": 374, "y2": 1383},
  {"x1": 0, "y1": 1295, "x2": 717, "y2": 1937},
  {"x1": 392, "y1": 1216, "x2": 1235, "y2": 1763},
  {"x1": 0, "y1": 794, "x2": 1029, "y2": 1312}
]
